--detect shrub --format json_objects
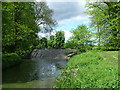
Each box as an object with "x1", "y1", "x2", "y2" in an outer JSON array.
[{"x1": 2, "y1": 53, "x2": 21, "y2": 69}]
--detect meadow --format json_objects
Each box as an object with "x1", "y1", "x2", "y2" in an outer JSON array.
[{"x1": 55, "y1": 50, "x2": 119, "y2": 88}]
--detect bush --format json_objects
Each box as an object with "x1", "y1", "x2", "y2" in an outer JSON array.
[{"x1": 2, "y1": 53, "x2": 21, "y2": 69}]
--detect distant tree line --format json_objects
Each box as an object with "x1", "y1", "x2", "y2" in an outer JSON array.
[{"x1": 37, "y1": 31, "x2": 65, "y2": 49}]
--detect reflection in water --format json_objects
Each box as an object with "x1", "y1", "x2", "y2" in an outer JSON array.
[{"x1": 3, "y1": 58, "x2": 67, "y2": 88}]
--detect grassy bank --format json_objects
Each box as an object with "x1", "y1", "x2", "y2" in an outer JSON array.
[
  {"x1": 55, "y1": 50, "x2": 118, "y2": 88},
  {"x1": 2, "y1": 53, "x2": 21, "y2": 70}
]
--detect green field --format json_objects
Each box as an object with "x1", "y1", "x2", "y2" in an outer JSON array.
[{"x1": 55, "y1": 50, "x2": 119, "y2": 88}]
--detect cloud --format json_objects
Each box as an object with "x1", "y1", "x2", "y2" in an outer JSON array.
[
  {"x1": 47, "y1": 2, "x2": 86, "y2": 21},
  {"x1": 58, "y1": 15, "x2": 90, "y2": 26},
  {"x1": 64, "y1": 30, "x2": 73, "y2": 41},
  {"x1": 46, "y1": 1, "x2": 90, "y2": 31},
  {"x1": 38, "y1": 30, "x2": 72, "y2": 41},
  {"x1": 38, "y1": 30, "x2": 56, "y2": 39},
  {"x1": 54, "y1": 15, "x2": 90, "y2": 31}
]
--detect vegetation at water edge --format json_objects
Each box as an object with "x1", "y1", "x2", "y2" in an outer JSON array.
[{"x1": 55, "y1": 50, "x2": 118, "y2": 88}]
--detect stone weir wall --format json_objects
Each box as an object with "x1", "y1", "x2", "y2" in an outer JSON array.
[{"x1": 30, "y1": 49, "x2": 76, "y2": 60}]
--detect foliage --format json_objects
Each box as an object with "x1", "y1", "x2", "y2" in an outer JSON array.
[
  {"x1": 64, "y1": 40, "x2": 78, "y2": 49},
  {"x1": 37, "y1": 31, "x2": 65, "y2": 49},
  {"x1": 2, "y1": 2, "x2": 38, "y2": 56},
  {"x1": 55, "y1": 31, "x2": 65, "y2": 48},
  {"x1": 2, "y1": 2, "x2": 56, "y2": 57},
  {"x1": 86, "y1": 2, "x2": 120, "y2": 50},
  {"x1": 34, "y1": 2, "x2": 57, "y2": 32},
  {"x1": 55, "y1": 51, "x2": 118, "y2": 88},
  {"x1": 2, "y1": 53, "x2": 21, "y2": 69},
  {"x1": 37, "y1": 37, "x2": 48, "y2": 48},
  {"x1": 65, "y1": 25, "x2": 92, "y2": 51},
  {"x1": 48, "y1": 35, "x2": 56, "y2": 48}
]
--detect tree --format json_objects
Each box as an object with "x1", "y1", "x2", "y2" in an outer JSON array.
[
  {"x1": 39, "y1": 37, "x2": 48, "y2": 48},
  {"x1": 86, "y1": 1, "x2": 120, "y2": 50},
  {"x1": 2, "y1": 2, "x2": 40, "y2": 57},
  {"x1": 2, "y1": 2, "x2": 15, "y2": 53},
  {"x1": 48, "y1": 35, "x2": 56, "y2": 48},
  {"x1": 34, "y1": 2, "x2": 57, "y2": 33},
  {"x1": 55, "y1": 31, "x2": 65, "y2": 48},
  {"x1": 2, "y1": 2, "x2": 56, "y2": 57},
  {"x1": 64, "y1": 40, "x2": 78, "y2": 49},
  {"x1": 69, "y1": 25, "x2": 92, "y2": 51}
]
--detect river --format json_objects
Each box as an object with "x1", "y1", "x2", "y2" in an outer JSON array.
[{"x1": 2, "y1": 49, "x2": 74, "y2": 88}]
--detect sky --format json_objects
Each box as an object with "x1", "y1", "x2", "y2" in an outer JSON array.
[
  {"x1": 38, "y1": 1, "x2": 91, "y2": 41},
  {"x1": 47, "y1": 2, "x2": 90, "y2": 31}
]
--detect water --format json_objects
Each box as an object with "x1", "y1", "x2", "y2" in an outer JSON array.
[{"x1": 2, "y1": 58, "x2": 67, "y2": 88}]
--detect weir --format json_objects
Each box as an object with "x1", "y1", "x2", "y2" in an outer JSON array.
[{"x1": 31, "y1": 49, "x2": 76, "y2": 60}]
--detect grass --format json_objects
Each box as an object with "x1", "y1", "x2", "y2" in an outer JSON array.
[
  {"x1": 98, "y1": 51, "x2": 118, "y2": 66},
  {"x1": 55, "y1": 50, "x2": 119, "y2": 88}
]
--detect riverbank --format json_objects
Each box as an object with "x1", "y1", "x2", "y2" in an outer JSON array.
[
  {"x1": 2, "y1": 53, "x2": 21, "y2": 70},
  {"x1": 55, "y1": 50, "x2": 118, "y2": 88}
]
